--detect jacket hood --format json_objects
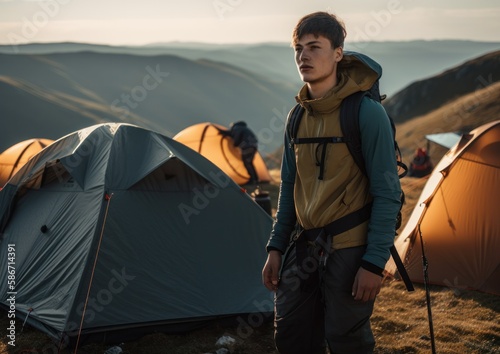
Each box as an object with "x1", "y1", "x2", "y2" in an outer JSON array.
[
  {"x1": 339, "y1": 50, "x2": 382, "y2": 84},
  {"x1": 339, "y1": 50, "x2": 382, "y2": 81},
  {"x1": 296, "y1": 51, "x2": 381, "y2": 113}
]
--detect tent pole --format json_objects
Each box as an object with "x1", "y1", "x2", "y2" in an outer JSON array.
[{"x1": 418, "y1": 224, "x2": 436, "y2": 354}]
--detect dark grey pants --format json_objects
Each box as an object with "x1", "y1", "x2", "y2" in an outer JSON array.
[{"x1": 274, "y1": 243, "x2": 375, "y2": 354}]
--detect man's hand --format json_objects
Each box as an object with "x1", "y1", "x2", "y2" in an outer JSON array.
[
  {"x1": 352, "y1": 267, "x2": 382, "y2": 301},
  {"x1": 262, "y1": 250, "x2": 282, "y2": 292}
]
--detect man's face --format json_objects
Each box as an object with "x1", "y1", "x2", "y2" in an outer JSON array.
[{"x1": 294, "y1": 34, "x2": 342, "y2": 86}]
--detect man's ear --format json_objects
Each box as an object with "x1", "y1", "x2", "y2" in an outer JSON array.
[{"x1": 334, "y1": 46, "x2": 343, "y2": 62}]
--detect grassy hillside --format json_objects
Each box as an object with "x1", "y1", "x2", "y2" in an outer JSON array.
[
  {"x1": 0, "y1": 75, "x2": 165, "y2": 147},
  {"x1": 0, "y1": 52, "x2": 296, "y2": 152},
  {"x1": 395, "y1": 81, "x2": 500, "y2": 165},
  {"x1": 384, "y1": 50, "x2": 500, "y2": 123}
]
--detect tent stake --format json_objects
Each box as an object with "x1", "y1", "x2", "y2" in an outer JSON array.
[{"x1": 418, "y1": 224, "x2": 436, "y2": 354}]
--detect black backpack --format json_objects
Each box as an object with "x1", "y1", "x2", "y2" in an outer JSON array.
[{"x1": 286, "y1": 82, "x2": 414, "y2": 291}]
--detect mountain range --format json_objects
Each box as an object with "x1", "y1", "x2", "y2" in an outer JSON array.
[
  {"x1": 0, "y1": 40, "x2": 499, "y2": 155},
  {"x1": 2, "y1": 40, "x2": 499, "y2": 96}
]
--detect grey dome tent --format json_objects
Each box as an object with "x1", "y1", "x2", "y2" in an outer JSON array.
[{"x1": 0, "y1": 123, "x2": 273, "y2": 346}]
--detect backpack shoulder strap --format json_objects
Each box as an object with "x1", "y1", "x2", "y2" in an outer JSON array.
[
  {"x1": 286, "y1": 103, "x2": 305, "y2": 147},
  {"x1": 340, "y1": 91, "x2": 409, "y2": 178},
  {"x1": 340, "y1": 91, "x2": 368, "y2": 176}
]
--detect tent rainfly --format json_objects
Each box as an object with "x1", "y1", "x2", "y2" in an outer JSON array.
[
  {"x1": 0, "y1": 138, "x2": 54, "y2": 187},
  {"x1": 174, "y1": 122, "x2": 272, "y2": 186},
  {"x1": 386, "y1": 120, "x2": 500, "y2": 295},
  {"x1": 0, "y1": 123, "x2": 273, "y2": 346}
]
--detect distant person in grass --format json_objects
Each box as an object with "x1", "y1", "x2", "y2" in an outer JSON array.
[
  {"x1": 409, "y1": 147, "x2": 433, "y2": 177},
  {"x1": 262, "y1": 12, "x2": 402, "y2": 354}
]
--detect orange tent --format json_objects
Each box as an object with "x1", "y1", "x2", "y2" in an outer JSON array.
[
  {"x1": 0, "y1": 138, "x2": 54, "y2": 186},
  {"x1": 386, "y1": 121, "x2": 500, "y2": 294},
  {"x1": 174, "y1": 123, "x2": 272, "y2": 186}
]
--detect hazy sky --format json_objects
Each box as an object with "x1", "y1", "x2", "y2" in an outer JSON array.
[{"x1": 1, "y1": 0, "x2": 499, "y2": 46}]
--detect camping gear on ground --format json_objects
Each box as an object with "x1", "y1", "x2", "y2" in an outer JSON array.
[
  {"x1": 224, "y1": 121, "x2": 259, "y2": 185},
  {"x1": 386, "y1": 120, "x2": 500, "y2": 295},
  {"x1": 0, "y1": 138, "x2": 53, "y2": 186},
  {"x1": 425, "y1": 132, "x2": 461, "y2": 150},
  {"x1": 173, "y1": 122, "x2": 272, "y2": 186},
  {"x1": 0, "y1": 123, "x2": 273, "y2": 347},
  {"x1": 251, "y1": 187, "x2": 272, "y2": 216}
]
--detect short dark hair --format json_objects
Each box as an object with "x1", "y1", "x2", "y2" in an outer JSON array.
[{"x1": 292, "y1": 11, "x2": 347, "y2": 49}]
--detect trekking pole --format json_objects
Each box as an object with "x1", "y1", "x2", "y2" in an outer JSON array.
[{"x1": 418, "y1": 223, "x2": 436, "y2": 354}]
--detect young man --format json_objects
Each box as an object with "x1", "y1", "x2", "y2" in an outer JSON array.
[{"x1": 262, "y1": 12, "x2": 402, "y2": 353}]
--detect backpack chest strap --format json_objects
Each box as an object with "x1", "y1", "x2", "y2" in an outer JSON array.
[
  {"x1": 292, "y1": 136, "x2": 345, "y2": 145},
  {"x1": 292, "y1": 136, "x2": 346, "y2": 180}
]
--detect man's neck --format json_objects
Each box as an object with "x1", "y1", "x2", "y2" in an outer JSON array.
[{"x1": 306, "y1": 75, "x2": 338, "y2": 100}]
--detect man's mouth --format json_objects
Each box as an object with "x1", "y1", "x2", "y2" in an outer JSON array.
[{"x1": 300, "y1": 65, "x2": 313, "y2": 71}]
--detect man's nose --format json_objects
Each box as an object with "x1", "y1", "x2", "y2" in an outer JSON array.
[{"x1": 299, "y1": 49, "x2": 309, "y2": 62}]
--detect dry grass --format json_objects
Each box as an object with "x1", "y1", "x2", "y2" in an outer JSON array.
[
  {"x1": 373, "y1": 281, "x2": 500, "y2": 354},
  {"x1": 1, "y1": 280, "x2": 499, "y2": 354}
]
